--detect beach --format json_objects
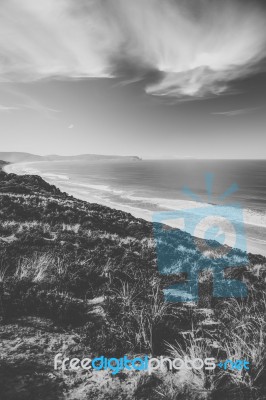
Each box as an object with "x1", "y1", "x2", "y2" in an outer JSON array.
[{"x1": 4, "y1": 159, "x2": 266, "y2": 256}]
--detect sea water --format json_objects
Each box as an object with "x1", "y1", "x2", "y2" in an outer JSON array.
[{"x1": 5, "y1": 159, "x2": 266, "y2": 256}]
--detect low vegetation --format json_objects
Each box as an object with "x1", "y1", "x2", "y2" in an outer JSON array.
[{"x1": 0, "y1": 168, "x2": 265, "y2": 399}]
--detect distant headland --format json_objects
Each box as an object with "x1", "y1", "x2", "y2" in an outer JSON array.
[{"x1": 0, "y1": 152, "x2": 142, "y2": 164}]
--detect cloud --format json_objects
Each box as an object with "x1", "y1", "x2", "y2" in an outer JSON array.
[
  {"x1": 0, "y1": 0, "x2": 266, "y2": 99},
  {"x1": 212, "y1": 107, "x2": 261, "y2": 116},
  {"x1": 0, "y1": 105, "x2": 19, "y2": 112},
  {"x1": 0, "y1": 85, "x2": 61, "y2": 117}
]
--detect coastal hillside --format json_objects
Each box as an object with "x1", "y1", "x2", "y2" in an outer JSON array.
[
  {"x1": 0, "y1": 167, "x2": 266, "y2": 399},
  {"x1": 0, "y1": 160, "x2": 9, "y2": 169}
]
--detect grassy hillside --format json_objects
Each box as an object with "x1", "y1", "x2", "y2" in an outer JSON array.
[
  {"x1": 0, "y1": 168, "x2": 265, "y2": 399},
  {"x1": 0, "y1": 160, "x2": 9, "y2": 169}
]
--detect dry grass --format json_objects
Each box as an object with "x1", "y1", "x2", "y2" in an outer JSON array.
[
  {"x1": 217, "y1": 290, "x2": 266, "y2": 390},
  {"x1": 15, "y1": 253, "x2": 55, "y2": 282},
  {"x1": 166, "y1": 330, "x2": 215, "y2": 391},
  {"x1": 133, "y1": 286, "x2": 170, "y2": 353},
  {"x1": 111, "y1": 279, "x2": 142, "y2": 308},
  {"x1": 0, "y1": 264, "x2": 8, "y2": 283},
  {"x1": 62, "y1": 223, "x2": 80, "y2": 233}
]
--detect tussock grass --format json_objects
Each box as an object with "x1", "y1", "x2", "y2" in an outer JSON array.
[
  {"x1": 15, "y1": 253, "x2": 54, "y2": 281},
  {"x1": 251, "y1": 264, "x2": 266, "y2": 278},
  {"x1": 62, "y1": 223, "x2": 80, "y2": 233},
  {"x1": 217, "y1": 290, "x2": 266, "y2": 391},
  {"x1": 0, "y1": 264, "x2": 8, "y2": 283},
  {"x1": 132, "y1": 286, "x2": 170, "y2": 353},
  {"x1": 166, "y1": 331, "x2": 215, "y2": 392},
  {"x1": 111, "y1": 279, "x2": 142, "y2": 308}
]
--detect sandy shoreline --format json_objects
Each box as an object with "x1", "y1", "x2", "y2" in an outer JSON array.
[
  {"x1": 3, "y1": 162, "x2": 266, "y2": 257},
  {"x1": 3, "y1": 162, "x2": 155, "y2": 221}
]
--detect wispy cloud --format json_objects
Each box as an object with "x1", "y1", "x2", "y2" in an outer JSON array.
[
  {"x1": 0, "y1": 105, "x2": 19, "y2": 112},
  {"x1": 0, "y1": 0, "x2": 266, "y2": 99},
  {"x1": 0, "y1": 85, "x2": 61, "y2": 117},
  {"x1": 212, "y1": 107, "x2": 261, "y2": 117}
]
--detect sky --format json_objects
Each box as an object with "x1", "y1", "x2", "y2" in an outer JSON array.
[{"x1": 0, "y1": 0, "x2": 266, "y2": 159}]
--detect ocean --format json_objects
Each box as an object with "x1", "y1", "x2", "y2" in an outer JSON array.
[{"x1": 4, "y1": 159, "x2": 266, "y2": 256}]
